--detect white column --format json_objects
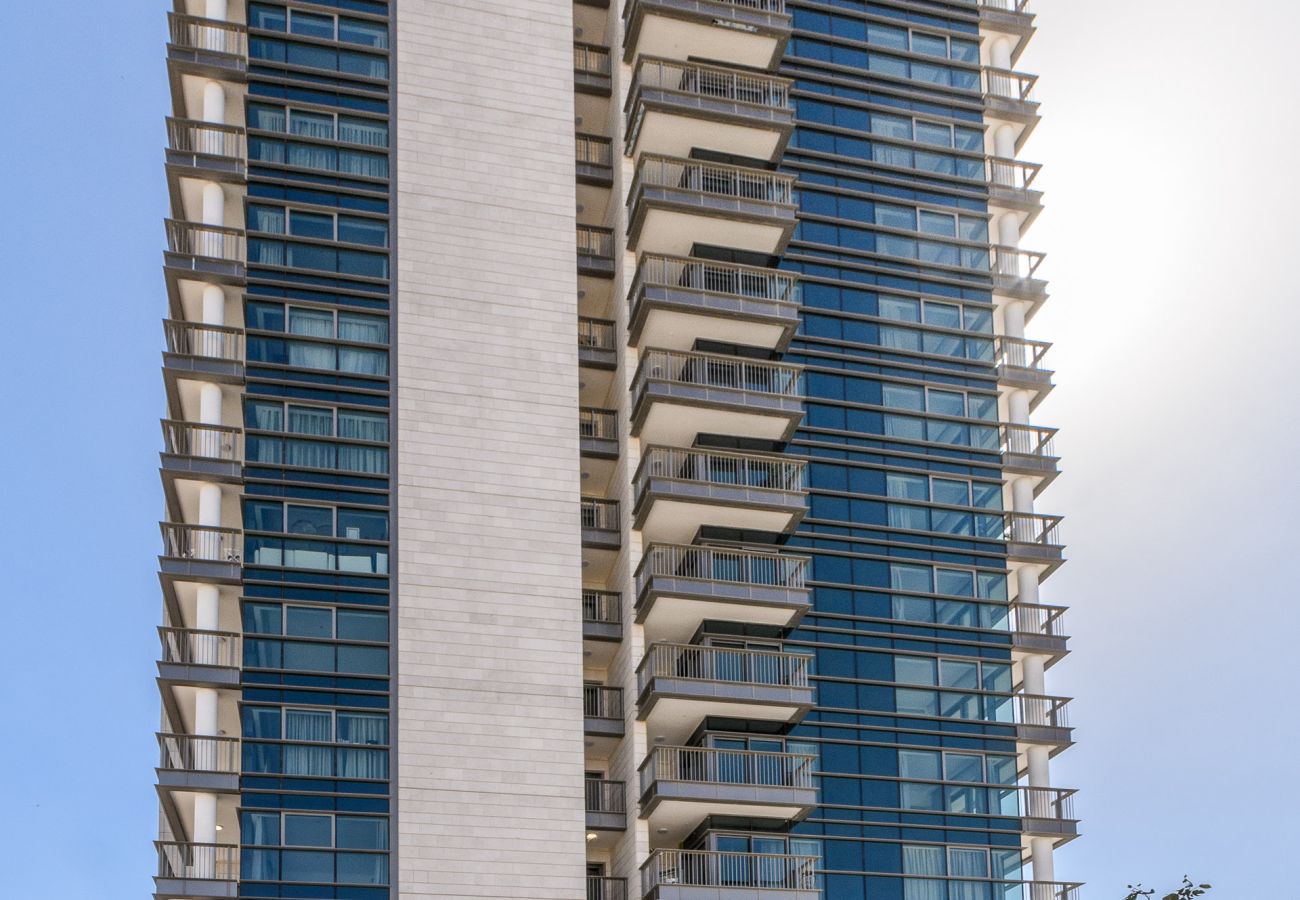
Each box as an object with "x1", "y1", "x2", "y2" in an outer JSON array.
[
  {"x1": 1022, "y1": 654, "x2": 1046, "y2": 697},
  {"x1": 201, "y1": 81, "x2": 226, "y2": 126},
  {"x1": 201, "y1": 285, "x2": 226, "y2": 327},
  {"x1": 1003, "y1": 299, "x2": 1027, "y2": 341},
  {"x1": 199, "y1": 383, "x2": 223, "y2": 427},
  {"x1": 1016, "y1": 565, "x2": 1041, "y2": 605},
  {"x1": 1008, "y1": 389, "x2": 1031, "y2": 426},
  {"x1": 1012, "y1": 477, "x2": 1035, "y2": 515},
  {"x1": 201, "y1": 182, "x2": 225, "y2": 228},
  {"x1": 990, "y1": 37, "x2": 1013, "y2": 71},
  {"x1": 1031, "y1": 836, "x2": 1056, "y2": 884},
  {"x1": 206, "y1": 0, "x2": 228, "y2": 21},
  {"x1": 198, "y1": 483, "x2": 223, "y2": 529},
  {"x1": 998, "y1": 213, "x2": 1021, "y2": 250},
  {"x1": 994, "y1": 124, "x2": 1017, "y2": 160}
]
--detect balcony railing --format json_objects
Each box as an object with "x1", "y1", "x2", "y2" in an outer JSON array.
[
  {"x1": 168, "y1": 13, "x2": 248, "y2": 58},
  {"x1": 1011, "y1": 603, "x2": 1068, "y2": 640},
  {"x1": 631, "y1": 57, "x2": 792, "y2": 111},
  {"x1": 1002, "y1": 423, "x2": 1058, "y2": 461},
  {"x1": 635, "y1": 348, "x2": 802, "y2": 398},
  {"x1": 634, "y1": 154, "x2": 796, "y2": 205},
  {"x1": 167, "y1": 118, "x2": 247, "y2": 162},
  {"x1": 588, "y1": 876, "x2": 629, "y2": 900},
  {"x1": 574, "y1": 41, "x2": 612, "y2": 77},
  {"x1": 984, "y1": 67, "x2": 1038, "y2": 103},
  {"x1": 160, "y1": 523, "x2": 242, "y2": 563},
  {"x1": 1007, "y1": 511, "x2": 1064, "y2": 548},
  {"x1": 583, "y1": 589, "x2": 623, "y2": 626},
  {"x1": 1016, "y1": 693, "x2": 1071, "y2": 731},
  {"x1": 163, "y1": 320, "x2": 245, "y2": 362},
  {"x1": 576, "y1": 133, "x2": 614, "y2": 182},
  {"x1": 578, "y1": 317, "x2": 617, "y2": 351},
  {"x1": 996, "y1": 335, "x2": 1052, "y2": 373},
  {"x1": 584, "y1": 684, "x2": 624, "y2": 720},
  {"x1": 981, "y1": 0, "x2": 1032, "y2": 14},
  {"x1": 580, "y1": 408, "x2": 618, "y2": 441},
  {"x1": 158, "y1": 733, "x2": 241, "y2": 774},
  {"x1": 166, "y1": 220, "x2": 247, "y2": 263},
  {"x1": 578, "y1": 225, "x2": 615, "y2": 260},
  {"x1": 987, "y1": 156, "x2": 1042, "y2": 192},
  {"x1": 156, "y1": 841, "x2": 239, "y2": 882},
  {"x1": 638, "y1": 642, "x2": 812, "y2": 692},
  {"x1": 582, "y1": 498, "x2": 621, "y2": 532},
  {"x1": 162, "y1": 421, "x2": 242, "y2": 462},
  {"x1": 637, "y1": 543, "x2": 809, "y2": 593},
  {"x1": 642, "y1": 849, "x2": 818, "y2": 894},
  {"x1": 990, "y1": 245, "x2": 1045, "y2": 281},
  {"x1": 637, "y1": 446, "x2": 807, "y2": 493},
  {"x1": 159, "y1": 626, "x2": 242, "y2": 668},
  {"x1": 632, "y1": 254, "x2": 800, "y2": 307},
  {"x1": 585, "y1": 778, "x2": 627, "y2": 815},
  {"x1": 898, "y1": 780, "x2": 1076, "y2": 821},
  {"x1": 640, "y1": 745, "x2": 815, "y2": 794}
]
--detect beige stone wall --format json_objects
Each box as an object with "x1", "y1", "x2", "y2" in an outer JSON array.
[{"x1": 394, "y1": 1, "x2": 586, "y2": 896}]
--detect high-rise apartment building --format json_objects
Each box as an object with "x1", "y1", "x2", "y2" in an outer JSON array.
[{"x1": 154, "y1": 1, "x2": 1075, "y2": 899}]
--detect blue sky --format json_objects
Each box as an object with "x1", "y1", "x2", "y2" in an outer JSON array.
[{"x1": 1, "y1": 1, "x2": 1295, "y2": 896}]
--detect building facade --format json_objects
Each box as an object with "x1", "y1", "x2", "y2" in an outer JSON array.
[{"x1": 154, "y1": 1, "x2": 1074, "y2": 899}]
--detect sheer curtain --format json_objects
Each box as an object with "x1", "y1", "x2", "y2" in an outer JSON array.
[
  {"x1": 949, "y1": 849, "x2": 991, "y2": 900},
  {"x1": 903, "y1": 846, "x2": 946, "y2": 900},
  {"x1": 337, "y1": 313, "x2": 388, "y2": 345},
  {"x1": 284, "y1": 710, "x2": 333, "y2": 776}
]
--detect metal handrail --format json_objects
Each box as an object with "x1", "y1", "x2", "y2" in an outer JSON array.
[
  {"x1": 163, "y1": 319, "x2": 245, "y2": 362},
  {"x1": 996, "y1": 335, "x2": 1052, "y2": 372},
  {"x1": 155, "y1": 841, "x2": 239, "y2": 881},
  {"x1": 587, "y1": 876, "x2": 629, "y2": 900},
  {"x1": 578, "y1": 317, "x2": 617, "y2": 351},
  {"x1": 636, "y1": 445, "x2": 807, "y2": 492},
  {"x1": 984, "y1": 66, "x2": 1038, "y2": 102},
  {"x1": 633, "y1": 154, "x2": 796, "y2": 205},
  {"x1": 158, "y1": 732, "x2": 241, "y2": 774},
  {"x1": 634, "y1": 348, "x2": 803, "y2": 397},
  {"x1": 990, "y1": 244, "x2": 1045, "y2": 280},
  {"x1": 162, "y1": 420, "x2": 243, "y2": 462},
  {"x1": 1010, "y1": 602, "x2": 1068, "y2": 639},
  {"x1": 632, "y1": 254, "x2": 799, "y2": 304},
  {"x1": 636, "y1": 543, "x2": 809, "y2": 592},
  {"x1": 583, "y1": 684, "x2": 624, "y2": 719},
  {"x1": 577, "y1": 225, "x2": 615, "y2": 259},
  {"x1": 1007, "y1": 511, "x2": 1064, "y2": 547},
  {"x1": 167, "y1": 13, "x2": 248, "y2": 57},
  {"x1": 158, "y1": 626, "x2": 242, "y2": 668},
  {"x1": 576, "y1": 133, "x2": 614, "y2": 166},
  {"x1": 981, "y1": 0, "x2": 1032, "y2": 13},
  {"x1": 167, "y1": 117, "x2": 247, "y2": 160},
  {"x1": 637, "y1": 641, "x2": 811, "y2": 691},
  {"x1": 574, "y1": 41, "x2": 612, "y2": 76},
  {"x1": 1001, "y1": 423, "x2": 1058, "y2": 460},
  {"x1": 642, "y1": 849, "x2": 818, "y2": 892},
  {"x1": 627, "y1": 0, "x2": 788, "y2": 17},
  {"x1": 579, "y1": 408, "x2": 618, "y2": 440},
  {"x1": 896, "y1": 779, "x2": 1077, "y2": 820},
  {"x1": 987, "y1": 155, "x2": 1042, "y2": 191},
  {"x1": 159, "y1": 523, "x2": 242, "y2": 563},
  {"x1": 165, "y1": 220, "x2": 247, "y2": 263},
  {"x1": 583, "y1": 589, "x2": 622, "y2": 625},
  {"x1": 585, "y1": 778, "x2": 626, "y2": 813},
  {"x1": 1016, "y1": 693, "x2": 1072, "y2": 730},
  {"x1": 895, "y1": 879, "x2": 1078, "y2": 900},
  {"x1": 630, "y1": 57, "x2": 792, "y2": 111},
  {"x1": 581, "y1": 498, "x2": 620, "y2": 531},
  {"x1": 640, "y1": 745, "x2": 815, "y2": 794}
]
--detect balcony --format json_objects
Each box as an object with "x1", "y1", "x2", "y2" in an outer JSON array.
[
  {"x1": 626, "y1": 58, "x2": 793, "y2": 162},
  {"x1": 635, "y1": 543, "x2": 811, "y2": 642},
  {"x1": 158, "y1": 626, "x2": 241, "y2": 688},
  {"x1": 167, "y1": 13, "x2": 247, "y2": 78},
  {"x1": 1015, "y1": 694, "x2": 1073, "y2": 748},
  {"x1": 577, "y1": 133, "x2": 615, "y2": 187},
  {"x1": 579, "y1": 316, "x2": 618, "y2": 369},
  {"x1": 161, "y1": 421, "x2": 243, "y2": 482},
  {"x1": 582, "y1": 498, "x2": 622, "y2": 550},
  {"x1": 628, "y1": 155, "x2": 797, "y2": 257},
  {"x1": 641, "y1": 849, "x2": 818, "y2": 900},
  {"x1": 1010, "y1": 602, "x2": 1070, "y2": 659},
  {"x1": 631, "y1": 349, "x2": 804, "y2": 445},
  {"x1": 588, "y1": 876, "x2": 630, "y2": 900},
  {"x1": 586, "y1": 778, "x2": 628, "y2": 832},
  {"x1": 580, "y1": 407, "x2": 620, "y2": 460},
  {"x1": 159, "y1": 523, "x2": 242, "y2": 583},
  {"x1": 165, "y1": 220, "x2": 246, "y2": 281},
  {"x1": 166, "y1": 118, "x2": 246, "y2": 181},
  {"x1": 623, "y1": 0, "x2": 793, "y2": 70},
  {"x1": 979, "y1": 1, "x2": 1037, "y2": 57},
  {"x1": 583, "y1": 589, "x2": 624, "y2": 644},
  {"x1": 156, "y1": 841, "x2": 239, "y2": 898},
  {"x1": 637, "y1": 642, "x2": 813, "y2": 741},
  {"x1": 629, "y1": 255, "x2": 799, "y2": 352},
  {"x1": 157, "y1": 733, "x2": 240, "y2": 792},
  {"x1": 633, "y1": 446, "x2": 807, "y2": 542},
  {"x1": 1001, "y1": 423, "x2": 1059, "y2": 485},
  {"x1": 984, "y1": 67, "x2": 1040, "y2": 126},
  {"x1": 575, "y1": 41, "x2": 613, "y2": 95},
  {"x1": 640, "y1": 746, "x2": 816, "y2": 840},
  {"x1": 578, "y1": 225, "x2": 616, "y2": 278},
  {"x1": 1006, "y1": 511, "x2": 1065, "y2": 570},
  {"x1": 163, "y1": 320, "x2": 245, "y2": 383},
  {"x1": 986, "y1": 156, "x2": 1044, "y2": 227},
  {"x1": 584, "y1": 685, "x2": 625, "y2": 756},
  {"x1": 989, "y1": 245, "x2": 1047, "y2": 310},
  {"x1": 996, "y1": 336, "x2": 1054, "y2": 399}
]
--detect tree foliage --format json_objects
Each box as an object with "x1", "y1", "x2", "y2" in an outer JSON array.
[{"x1": 1123, "y1": 877, "x2": 1212, "y2": 900}]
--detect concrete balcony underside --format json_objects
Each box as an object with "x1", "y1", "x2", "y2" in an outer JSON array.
[
  {"x1": 628, "y1": 185, "x2": 796, "y2": 257},
  {"x1": 632, "y1": 379, "x2": 804, "y2": 445},
  {"x1": 634, "y1": 477, "x2": 806, "y2": 544},
  {"x1": 636, "y1": 575, "x2": 810, "y2": 643},
  {"x1": 624, "y1": 0, "x2": 793, "y2": 69}
]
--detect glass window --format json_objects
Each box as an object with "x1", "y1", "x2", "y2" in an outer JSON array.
[
  {"x1": 899, "y1": 750, "x2": 940, "y2": 780},
  {"x1": 286, "y1": 606, "x2": 333, "y2": 638},
  {"x1": 866, "y1": 23, "x2": 909, "y2": 50},
  {"x1": 967, "y1": 394, "x2": 998, "y2": 421},
  {"x1": 248, "y1": 205, "x2": 286, "y2": 234},
  {"x1": 982, "y1": 663, "x2": 1013, "y2": 693},
  {"x1": 927, "y1": 390, "x2": 966, "y2": 417},
  {"x1": 242, "y1": 811, "x2": 281, "y2": 845},
  {"x1": 286, "y1": 708, "x2": 333, "y2": 742},
  {"x1": 288, "y1": 405, "x2": 334, "y2": 437},
  {"x1": 338, "y1": 410, "x2": 389, "y2": 442},
  {"x1": 243, "y1": 706, "x2": 282, "y2": 738},
  {"x1": 289, "y1": 11, "x2": 335, "y2": 39},
  {"x1": 896, "y1": 656, "x2": 937, "y2": 685},
  {"x1": 339, "y1": 18, "x2": 389, "y2": 48},
  {"x1": 944, "y1": 753, "x2": 983, "y2": 783},
  {"x1": 896, "y1": 688, "x2": 937, "y2": 716},
  {"x1": 338, "y1": 312, "x2": 389, "y2": 344},
  {"x1": 336, "y1": 817, "x2": 388, "y2": 850},
  {"x1": 338, "y1": 609, "x2": 388, "y2": 642},
  {"x1": 938, "y1": 660, "x2": 979, "y2": 690},
  {"x1": 955, "y1": 127, "x2": 984, "y2": 152},
  {"x1": 887, "y1": 473, "x2": 929, "y2": 500},
  {"x1": 286, "y1": 505, "x2": 333, "y2": 536},
  {"x1": 959, "y1": 216, "x2": 989, "y2": 243},
  {"x1": 244, "y1": 500, "x2": 284, "y2": 532},
  {"x1": 338, "y1": 217, "x2": 388, "y2": 247},
  {"x1": 876, "y1": 203, "x2": 917, "y2": 231},
  {"x1": 914, "y1": 121, "x2": 952, "y2": 148},
  {"x1": 919, "y1": 210, "x2": 956, "y2": 238},
  {"x1": 880, "y1": 296, "x2": 921, "y2": 322},
  {"x1": 978, "y1": 572, "x2": 1008, "y2": 600},
  {"x1": 289, "y1": 210, "x2": 334, "y2": 240},
  {"x1": 911, "y1": 33, "x2": 949, "y2": 57},
  {"x1": 883, "y1": 384, "x2": 925, "y2": 411},
  {"x1": 290, "y1": 110, "x2": 334, "y2": 140},
  {"x1": 870, "y1": 113, "x2": 913, "y2": 140},
  {"x1": 338, "y1": 712, "x2": 388, "y2": 745},
  {"x1": 248, "y1": 103, "x2": 287, "y2": 132},
  {"x1": 936, "y1": 568, "x2": 976, "y2": 597},
  {"x1": 284, "y1": 814, "x2": 332, "y2": 847},
  {"x1": 891, "y1": 563, "x2": 932, "y2": 592},
  {"x1": 950, "y1": 39, "x2": 980, "y2": 63},
  {"x1": 932, "y1": 478, "x2": 970, "y2": 506},
  {"x1": 337, "y1": 509, "x2": 388, "y2": 541},
  {"x1": 244, "y1": 603, "x2": 282, "y2": 635},
  {"x1": 986, "y1": 755, "x2": 1017, "y2": 785}
]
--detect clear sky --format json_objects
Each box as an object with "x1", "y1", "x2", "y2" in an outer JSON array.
[{"x1": 0, "y1": 1, "x2": 1295, "y2": 896}]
